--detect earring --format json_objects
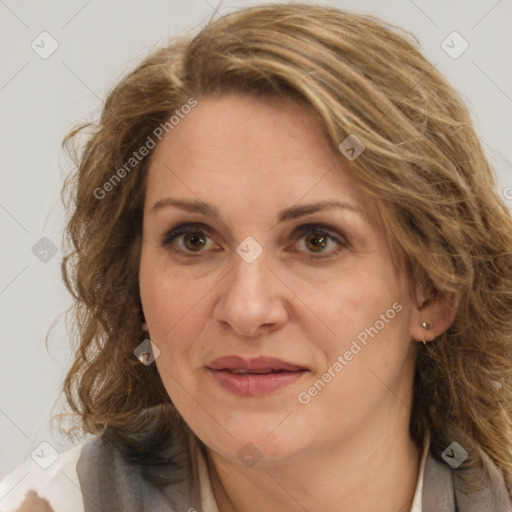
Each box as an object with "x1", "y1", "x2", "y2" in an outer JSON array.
[{"x1": 421, "y1": 321, "x2": 431, "y2": 345}]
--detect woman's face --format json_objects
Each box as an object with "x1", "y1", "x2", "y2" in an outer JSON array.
[{"x1": 139, "y1": 94, "x2": 421, "y2": 466}]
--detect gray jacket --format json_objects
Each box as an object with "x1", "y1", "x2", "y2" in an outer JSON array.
[{"x1": 77, "y1": 430, "x2": 512, "y2": 511}]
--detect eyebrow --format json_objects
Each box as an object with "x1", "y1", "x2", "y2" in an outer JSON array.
[{"x1": 151, "y1": 198, "x2": 363, "y2": 222}]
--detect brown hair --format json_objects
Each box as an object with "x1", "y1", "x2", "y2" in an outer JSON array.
[{"x1": 58, "y1": 3, "x2": 512, "y2": 491}]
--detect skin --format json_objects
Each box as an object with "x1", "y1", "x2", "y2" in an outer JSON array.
[{"x1": 139, "y1": 94, "x2": 456, "y2": 511}]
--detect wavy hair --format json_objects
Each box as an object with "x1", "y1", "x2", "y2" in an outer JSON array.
[{"x1": 58, "y1": 3, "x2": 512, "y2": 492}]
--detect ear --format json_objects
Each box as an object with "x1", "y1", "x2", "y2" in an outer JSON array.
[{"x1": 410, "y1": 287, "x2": 459, "y2": 343}]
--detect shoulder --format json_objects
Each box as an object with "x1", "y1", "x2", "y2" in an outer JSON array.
[
  {"x1": 0, "y1": 442, "x2": 85, "y2": 512},
  {"x1": 0, "y1": 430, "x2": 200, "y2": 512},
  {"x1": 423, "y1": 441, "x2": 512, "y2": 511},
  {"x1": 74, "y1": 430, "x2": 201, "y2": 510}
]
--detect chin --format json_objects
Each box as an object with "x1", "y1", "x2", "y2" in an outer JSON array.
[{"x1": 198, "y1": 421, "x2": 309, "y2": 468}]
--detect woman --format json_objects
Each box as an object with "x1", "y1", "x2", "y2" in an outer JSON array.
[{"x1": 1, "y1": 3, "x2": 511, "y2": 511}]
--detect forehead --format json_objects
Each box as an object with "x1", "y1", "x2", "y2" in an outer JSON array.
[{"x1": 145, "y1": 94, "x2": 372, "y2": 218}]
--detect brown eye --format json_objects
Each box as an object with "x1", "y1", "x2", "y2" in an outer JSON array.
[
  {"x1": 183, "y1": 232, "x2": 207, "y2": 251},
  {"x1": 290, "y1": 224, "x2": 349, "y2": 259},
  {"x1": 162, "y1": 223, "x2": 219, "y2": 255},
  {"x1": 304, "y1": 233, "x2": 328, "y2": 253}
]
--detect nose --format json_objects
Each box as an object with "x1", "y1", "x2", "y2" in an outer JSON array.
[{"x1": 213, "y1": 250, "x2": 289, "y2": 338}]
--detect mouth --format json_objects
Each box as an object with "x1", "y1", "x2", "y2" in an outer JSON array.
[
  {"x1": 208, "y1": 355, "x2": 309, "y2": 372},
  {"x1": 225, "y1": 368, "x2": 299, "y2": 374},
  {"x1": 207, "y1": 355, "x2": 309, "y2": 397}
]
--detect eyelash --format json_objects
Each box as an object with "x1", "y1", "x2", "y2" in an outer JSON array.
[{"x1": 161, "y1": 222, "x2": 349, "y2": 260}]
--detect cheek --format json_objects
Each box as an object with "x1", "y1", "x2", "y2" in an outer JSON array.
[
  {"x1": 303, "y1": 283, "x2": 413, "y2": 417},
  {"x1": 139, "y1": 256, "x2": 214, "y2": 364},
  {"x1": 302, "y1": 267, "x2": 403, "y2": 347},
  {"x1": 140, "y1": 249, "x2": 197, "y2": 327}
]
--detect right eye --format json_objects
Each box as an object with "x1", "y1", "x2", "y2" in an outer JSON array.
[{"x1": 161, "y1": 223, "x2": 220, "y2": 255}]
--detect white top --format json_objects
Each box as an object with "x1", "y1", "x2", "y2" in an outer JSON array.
[
  {"x1": 410, "y1": 432, "x2": 430, "y2": 512},
  {"x1": 0, "y1": 435, "x2": 429, "y2": 511},
  {"x1": 194, "y1": 432, "x2": 430, "y2": 512}
]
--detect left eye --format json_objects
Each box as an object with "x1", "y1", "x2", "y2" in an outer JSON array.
[{"x1": 289, "y1": 224, "x2": 348, "y2": 258}]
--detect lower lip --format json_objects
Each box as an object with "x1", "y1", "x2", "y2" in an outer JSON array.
[{"x1": 208, "y1": 369, "x2": 308, "y2": 397}]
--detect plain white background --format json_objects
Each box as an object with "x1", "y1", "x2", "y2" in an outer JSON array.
[{"x1": 1, "y1": 0, "x2": 511, "y2": 480}]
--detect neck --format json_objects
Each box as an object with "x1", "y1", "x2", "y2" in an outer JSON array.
[{"x1": 206, "y1": 422, "x2": 423, "y2": 512}]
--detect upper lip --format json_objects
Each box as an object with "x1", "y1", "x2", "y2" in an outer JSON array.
[{"x1": 208, "y1": 355, "x2": 308, "y2": 372}]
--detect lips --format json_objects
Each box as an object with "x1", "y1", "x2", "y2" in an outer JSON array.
[
  {"x1": 207, "y1": 355, "x2": 308, "y2": 373},
  {"x1": 207, "y1": 355, "x2": 309, "y2": 397}
]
